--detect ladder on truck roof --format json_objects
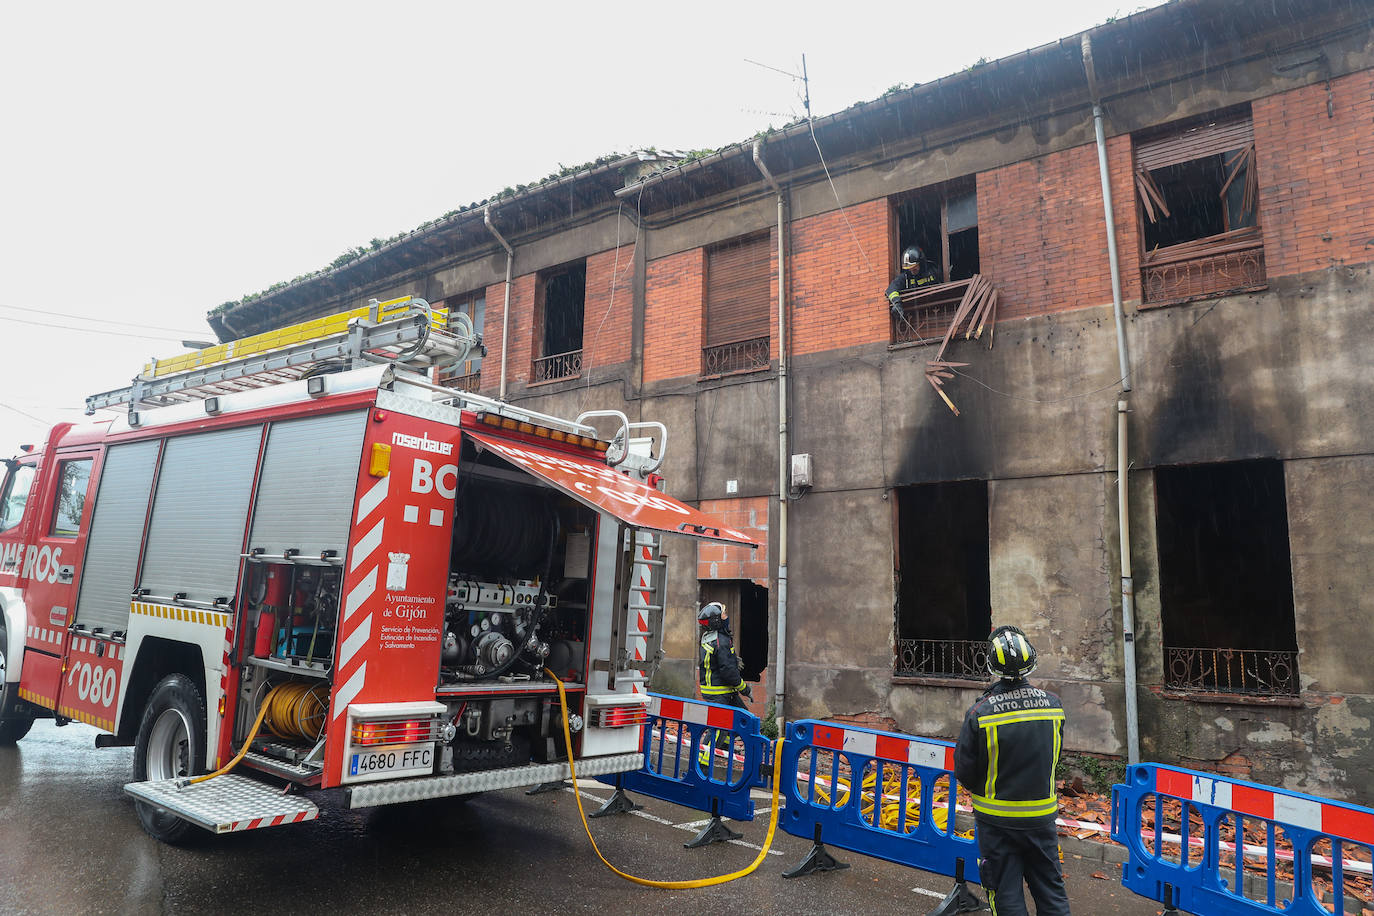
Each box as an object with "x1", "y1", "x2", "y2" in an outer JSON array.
[{"x1": 85, "y1": 296, "x2": 478, "y2": 415}]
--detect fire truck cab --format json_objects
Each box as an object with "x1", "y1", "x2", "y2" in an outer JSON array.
[{"x1": 0, "y1": 297, "x2": 755, "y2": 842}]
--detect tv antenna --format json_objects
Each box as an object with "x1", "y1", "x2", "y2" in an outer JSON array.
[{"x1": 744, "y1": 53, "x2": 811, "y2": 121}]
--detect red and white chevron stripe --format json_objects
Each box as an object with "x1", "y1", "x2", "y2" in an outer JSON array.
[
  {"x1": 812, "y1": 723, "x2": 957, "y2": 772},
  {"x1": 1155, "y1": 767, "x2": 1374, "y2": 845},
  {"x1": 651, "y1": 695, "x2": 738, "y2": 730},
  {"x1": 332, "y1": 474, "x2": 389, "y2": 720},
  {"x1": 225, "y1": 810, "x2": 317, "y2": 832}
]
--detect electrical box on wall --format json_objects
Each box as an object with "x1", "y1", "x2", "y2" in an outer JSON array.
[{"x1": 790, "y1": 453, "x2": 813, "y2": 490}]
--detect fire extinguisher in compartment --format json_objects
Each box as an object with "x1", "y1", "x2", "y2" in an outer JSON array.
[{"x1": 252, "y1": 564, "x2": 291, "y2": 657}]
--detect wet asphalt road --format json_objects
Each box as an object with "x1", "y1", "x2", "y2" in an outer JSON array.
[{"x1": 0, "y1": 721, "x2": 1165, "y2": 915}]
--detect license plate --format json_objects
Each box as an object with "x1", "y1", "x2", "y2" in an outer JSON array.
[{"x1": 349, "y1": 744, "x2": 434, "y2": 778}]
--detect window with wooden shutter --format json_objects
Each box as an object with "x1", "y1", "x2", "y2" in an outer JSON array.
[
  {"x1": 703, "y1": 233, "x2": 770, "y2": 375},
  {"x1": 1134, "y1": 107, "x2": 1266, "y2": 304}
]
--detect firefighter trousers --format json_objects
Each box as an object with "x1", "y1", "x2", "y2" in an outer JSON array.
[
  {"x1": 975, "y1": 819, "x2": 1071, "y2": 916},
  {"x1": 698, "y1": 690, "x2": 749, "y2": 765}
]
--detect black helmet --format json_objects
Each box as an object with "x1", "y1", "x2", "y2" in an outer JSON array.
[
  {"x1": 901, "y1": 245, "x2": 926, "y2": 271},
  {"x1": 697, "y1": 601, "x2": 726, "y2": 627},
  {"x1": 988, "y1": 625, "x2": 1037, "y2": 680}
]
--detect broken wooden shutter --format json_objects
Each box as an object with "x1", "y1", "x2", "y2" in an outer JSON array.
[
  {"x1": 1134, "y1": 114, "x2": 1254, "y2": 171},
  {"x1": 705, "y1": 233, "x2": 770, "y2": 347}
]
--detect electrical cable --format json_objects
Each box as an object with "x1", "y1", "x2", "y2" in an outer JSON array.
[
  {"x1": 0, "y1": 301, "x2": 209, "y2": 337},
  {"x1": 0, "y1": 313, "x2": 196, "y2": 343},
  {"x1": 547, "y1": 668, "x2": 783, "y2": 888}
]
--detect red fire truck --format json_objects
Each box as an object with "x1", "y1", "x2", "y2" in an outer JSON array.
[{"x1": 0, "y1": 298, "x2": 755, "y2": 842}]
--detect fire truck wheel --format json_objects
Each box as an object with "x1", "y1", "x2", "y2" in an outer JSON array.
[
  {"x1": 0, "y1": 620, "x2": 36, "y2": 745},
  {"x1": 132, "y1": 673, "x2": 206, "y2": 844}
]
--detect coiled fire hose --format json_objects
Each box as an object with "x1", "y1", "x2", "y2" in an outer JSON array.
[
  {"x1": 546, "y1": 668, "x2": 783, "y2": 888},
  {"x1": 187, "y1": 682, "x2": 327, "y2": 785}
]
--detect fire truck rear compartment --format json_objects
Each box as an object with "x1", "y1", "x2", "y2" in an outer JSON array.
[{"x1": 233, "y1": 438, "x2": 598, "y2": 783}]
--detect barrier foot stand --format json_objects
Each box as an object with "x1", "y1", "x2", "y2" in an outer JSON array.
[
  {"x1": 588, "y1": 780, "x2": 642, "y2": 818},
  {"x1": 782, "y1": 825, "x2": 850, "y2": 879},
  {"x1": 1161, "y1": 882, "x2": 1181, "y2": 915},
  {"x1": 683, "y1": 801, "x2": 742, "y2": 848},
  {"x1": 525, "y1": 780, "x2": 571, "y2": 796}
]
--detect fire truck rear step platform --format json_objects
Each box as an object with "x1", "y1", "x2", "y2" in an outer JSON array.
[
  {"x1": 344, "y1": 752, "x2": 644, "y2": 808},
  {"x1": 124, "y1": 774, "x2": 320, "y2": 834}
]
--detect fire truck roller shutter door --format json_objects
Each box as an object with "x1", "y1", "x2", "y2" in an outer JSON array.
[
  {"x1": 248, "y1": 411, "x2": 368, "y2": 559},
  {"x1": 74, "y1": 440, "x2": 160, "y2": 635},
  {"x1": 138, "y1": 426, "x2": 262, "y2": 605}
]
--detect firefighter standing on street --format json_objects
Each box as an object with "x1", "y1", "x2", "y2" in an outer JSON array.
[
  {"x1": 954, "y1": 625, "x2": 1071, "y2": 916},
  {"x1": 697, "y1": 601, "x2": 751, "y2": 765},
  {"x1": 885, "y1": 244, "x2": 941, "y2": 314}
]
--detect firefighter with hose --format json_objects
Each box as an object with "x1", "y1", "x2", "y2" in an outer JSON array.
[{"x1": 697, "y1": 601, "x2": 751, "y2": 766}]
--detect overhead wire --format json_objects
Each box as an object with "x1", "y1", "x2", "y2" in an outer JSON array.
[
  {"x1": 0, "y1": 302, "x2": 209, "y2": 337},
  {"x1": 0, "y1": 313, "x2": 194, "y2": 343}
]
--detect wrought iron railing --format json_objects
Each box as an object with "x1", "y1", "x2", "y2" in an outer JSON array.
[
  {"x1": 1142, "y1": 236, "x2": 1266, "y2": 304},
  {"x1": 436, "y1": 371, "x2": 480, "y2": 393},
  {"x1": 532, "y1": 349, "x2": 582, "y2": 383},
  {"x1": 895, "y1": 638, "x2": 989, "y2": 681},
  {"x1": 701, "y1": 336, "x2": 769, "y2": 376},
  {"x1": 1164, "y1": 646, "x2": 1299, "y2": 696},
  {"x1": 890, "y1": 279, "x2": 973, "y2": 346}
]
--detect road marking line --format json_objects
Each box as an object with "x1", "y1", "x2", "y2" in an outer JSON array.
[
  {"x1": 912, "y1": 887, "x2": 946, "y2": 899},
  {"x1": 566, "y1": 788, "x2": 674, "y2": 825}
]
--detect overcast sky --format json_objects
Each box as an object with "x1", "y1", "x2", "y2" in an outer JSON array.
[{"x1": 0, "y1": 1, "x2": 1159, "y2": 458}]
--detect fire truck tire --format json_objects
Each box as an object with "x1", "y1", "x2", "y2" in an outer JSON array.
[
  {"x1": 0, "y1": 620, "x2": 35, "y2": 745},
  {"x1": 132, "y1": 673, "x2": 206, "y2": 844}
]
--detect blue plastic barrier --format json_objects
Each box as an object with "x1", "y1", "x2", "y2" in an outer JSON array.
[
  {"x1": 1112, "y1": 764, "x2": 1374, "y2": 915},
  {"x1": 778, "y1": 719, "x2": 981, "y2": 887},
  {"x1": 596, "y1": 693, "x2": 767, "y2": 824}
]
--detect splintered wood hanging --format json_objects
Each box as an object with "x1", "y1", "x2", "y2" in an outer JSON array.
[{"x1": 892, "y1": 274, "x2": 999, "y2": 417}]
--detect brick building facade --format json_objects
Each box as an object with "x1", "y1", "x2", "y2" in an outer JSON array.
[{"x1": 209, "y1": 0, "x2": 1374, "y2": 800}]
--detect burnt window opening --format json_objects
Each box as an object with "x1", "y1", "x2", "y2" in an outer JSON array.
[
  {"x1": 1154, "y1": 460, "x2": 1299, "y2": 696},
  {"x1": 699, "y1": 579, "x2": 768, "y2": 682},
  {"x1": 894, "y1": 480, "x2": 991, "y2": 680},
  {"x1": 893, "y1": 178, "x2": 979, "y2": 285},
  {"x1": 1134, "y1": 108, "x2": 1266, "y2": 303},
  {"x1": 533, "y1": 261, "x2": 585, "y2": 382}
]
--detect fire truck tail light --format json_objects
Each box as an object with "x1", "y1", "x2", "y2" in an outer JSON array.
[
  {"x1": 350, "y1": 717, "x2": 440, "y2": 746},
  {"x1": 368, "y1": 443, "x2": 391, "y2": 477},
  {"x1": 589, "y1": 706, "x2": 649, "y2": 729}
]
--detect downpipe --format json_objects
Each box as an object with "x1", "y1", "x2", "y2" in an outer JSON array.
[
  {"x1": 484, "y1": 205, "x2": 515, "y2": 400},
  {"x1": 753, "y1": 140, "x2": 789, "y2": 738},
  {"x1": 1084, "y1": 32, "x2": 1139, "y2": 765}
]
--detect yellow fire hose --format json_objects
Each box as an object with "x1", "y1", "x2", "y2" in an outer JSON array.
[
  {"x1": 188, "y1": 682, "x2": 327, "y2": 785},
  {"x1": 547, "y1": 669, "x2": 784, "y2": 888}
]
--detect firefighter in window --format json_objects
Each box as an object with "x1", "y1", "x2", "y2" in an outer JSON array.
[
  {"x1": 697, "y1": 601, "x2": 752, "y2": 765},
  {"x1": 886, "y1": 244, "x2": 942, "y2": 316}
]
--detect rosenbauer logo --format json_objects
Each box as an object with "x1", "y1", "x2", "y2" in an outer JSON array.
[
  {"x1": 0, "y1": 542, "x2": 65, "y2": 584},
  {"x1": 391, "y1": 431, "x2": 454, "y2": 456}
]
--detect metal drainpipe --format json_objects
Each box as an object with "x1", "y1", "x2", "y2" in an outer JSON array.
[
  {"x1": 484, "y1": 205, "x2": 515, "y2": 400},
  {"x1": 1083, "y1": 33, "x2": 1139, "y2": 765},
  {"x1": 753, "y1": 139, "x2": 788, "y2": 738}
]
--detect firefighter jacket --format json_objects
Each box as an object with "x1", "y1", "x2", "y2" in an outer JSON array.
[
  {"x1": 698, "y1": 626, "x2": 745, "y2": 697},
  {"x1": 885, "y1": 265, "x2": 941, "y2": 307},
  {"x1": 953, "y1": 678, "x2": 1065, "y2": 828}
]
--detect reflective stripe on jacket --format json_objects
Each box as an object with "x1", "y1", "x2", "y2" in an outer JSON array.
[
  {"x1": 698, "y1": 628, "x2": 744, "y2": 696},
  {"x1": 953, "y1": 679, "x2": 1065, "y2": 828}
]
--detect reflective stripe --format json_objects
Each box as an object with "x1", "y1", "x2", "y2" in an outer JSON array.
[
  {"x1": 701, "y1": 686, "x2": 736, "y2": 695},
  {"x1": 978, "y1": 708, "x2": 1064, "y2": 728},
  {"x1": 970, "y1": 793, "x2": 1059, "y2": 819}
]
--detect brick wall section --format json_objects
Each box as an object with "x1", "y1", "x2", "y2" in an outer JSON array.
[
  {"x1": 790, "y1": 199, "x2": 890, "y2": 356},
  {"x1": 644, "y1": 248, "x2": 705, "y2": 384},
  {"x1": 1253, "y1": 69, "x2": 1374, "y2": 278},
  {"x1": 477, "y1": 273, "x2": 537, "y2": 393},
  {"x1": 979, "y1": 141, "x2": 1139, "y2": 321},
  {"x1": 583, "y1": 244, "x2": 635, "y2": 372},
  {"x1": 696, "y1": 496, "x2": 769, "y2": 584}
]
